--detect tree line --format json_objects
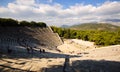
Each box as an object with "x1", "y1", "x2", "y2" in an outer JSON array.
[
  {"x1": 0, "y1": 18, "x2": 47, "y2": 27},
  {"x1": 51, "y1": 26, "x2": 120, "y2": 46}
]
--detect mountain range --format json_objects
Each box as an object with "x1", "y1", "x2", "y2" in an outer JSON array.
[{"x1": 62, "y1": 23, "x2": 120, "y2": 31}]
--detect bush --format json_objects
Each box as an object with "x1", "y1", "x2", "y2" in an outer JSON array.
[
  {"x1": 0, "y1": 18, "x2": 47, "y2": 27},
  {"x1": 0, "y1": 18, "x2": 18, "y2": 26}
]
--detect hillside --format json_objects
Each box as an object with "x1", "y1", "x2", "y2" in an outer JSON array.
[{"x1": 70, "y1": 23, "x2": 120, "y2": 31}]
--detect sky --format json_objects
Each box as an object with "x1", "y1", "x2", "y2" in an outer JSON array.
[{"x1": 0, "y1": 0, "x2": 120, "y2": 26}]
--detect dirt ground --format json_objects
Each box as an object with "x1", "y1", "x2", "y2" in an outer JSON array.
[{"x1": 0, "y1": 39, "x2": 120, "y2": 72}]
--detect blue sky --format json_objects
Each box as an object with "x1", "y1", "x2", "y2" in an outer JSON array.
[
  {"x1": 0, "y1": 0, "x2": 14, "y2": 6},
  {"x1": 48, "y1": 0, "x2": 105, "y2": 7},
  {"x1": 0, "y1": 0, "x2": 120, "y2": 26}
]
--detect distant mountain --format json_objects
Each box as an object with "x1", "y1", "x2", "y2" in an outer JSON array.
[
  {"x1": 69, "y1": 23, "x2": 120, "y2": 31},
  {"x1": 61, "y1": 25, "x2": 70, "y2": 28}
]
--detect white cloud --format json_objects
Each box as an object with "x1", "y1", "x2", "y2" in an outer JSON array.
[
  {"x1": 95, "y1": 1, "x2": 120, "y2": 15},
  {"x1": 0, "y1": 0, "x2": 120, "y2": 26},
  {"x1": 16, "y1": 0, "x2": 35, "y2": 6},
  {"x1": 0, "y1": 7, "x2": 8, "y2": 13}
]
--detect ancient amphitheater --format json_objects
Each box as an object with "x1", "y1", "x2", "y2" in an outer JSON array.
[
  {"x1": 0, "y1": 26, "x2": 120, "y2": 72},
  {"x1": 0, "y1": 26, "x2": 63, "y2": 52},
  {"x1": 0, "y1": 26, "x2": 64, "y2": 71}
]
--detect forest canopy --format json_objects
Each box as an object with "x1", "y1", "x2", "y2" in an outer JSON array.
[
  {"x1": 51, "y1": 26, "x2": 120, "y2": 46},
  {"x1": 0, "y1": 18, "x2": 47, "y2": 27}
]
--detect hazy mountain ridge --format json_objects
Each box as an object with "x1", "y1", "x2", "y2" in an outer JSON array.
[
  {"x1": 61, "y1": 25, "x2": 70, "y2": 28},
  {"x1": 69, "y1": 23, "x2": 120, "y2": 31}
]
